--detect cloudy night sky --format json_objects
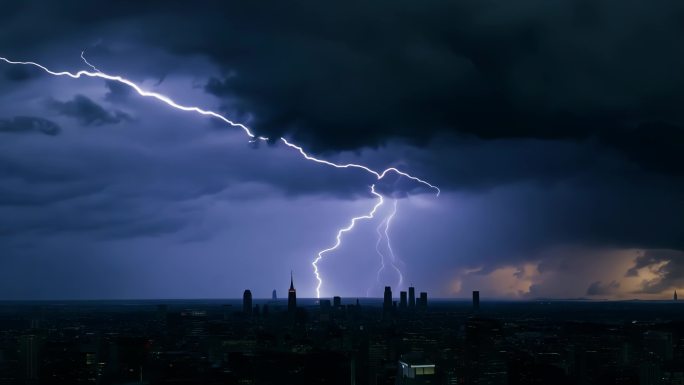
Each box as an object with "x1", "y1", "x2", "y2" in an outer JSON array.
[{"x1": 1, "y1": 0, "x2": 683, "y2": 300}]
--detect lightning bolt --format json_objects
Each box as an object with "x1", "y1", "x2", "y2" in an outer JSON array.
[
  {"x1": 80, "y1": 49, "x2": 101, "y2": 73},
  {"x1": 0, "y1": 56, "x2": 264, "y2": 140},
  {"x1": 0, "y1": 53, "x2": 440, "y2": 298},
  {"x1": 374, "y1": 217, "x2": 388, "y2": 293},
  {"x1": 314, "y1": 185, "x2": 384, "y2": 298},
  {"x1": 280, "y1": 138, "x2": 440, "y2": 196},
  {"x1": 384, "y1": 199, "x2": 403, "y2": 288},
  {"x1": 368, "y1": 198, "x2": 402, "y2": 297}
]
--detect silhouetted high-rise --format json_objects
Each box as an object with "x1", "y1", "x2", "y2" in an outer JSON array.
[
  {"x1": 675, "y1": 290, "x2": 678, "y2": 301},
  {"x1": 272, "y1": 289, "x2": 277, "y2": 301},
  {"x1": 408, "y1": 286, "x2": 416, "y2": 308},
  {"x1": 333, "y1": 296, "x2": 341, "y2": 308},
  {"x1": 419, "y1": 292, "x2": 428, "y2": 309},
  {"x1": 473, "y1": 290, "x2": 480, "y2": 310},
  {"x1": 288, "y1": 272, "x2": 297, "y2": 314},
  {"x1": 243, "y1": 290, "x2": 253, "y2": 315},
  {"x1": 383, "y1": 286, "x2": 392, "y2": 311},
  {"x1": 399, "y1": 291, "x2": 407, "y2": 308}
]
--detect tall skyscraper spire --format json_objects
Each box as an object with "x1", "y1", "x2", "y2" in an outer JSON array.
[{"x1": 288, "y1": 271, "x2": 297, "y2": 314}]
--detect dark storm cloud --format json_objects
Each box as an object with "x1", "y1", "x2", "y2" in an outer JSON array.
[
  {"x1": 47, "y1": 95, "x2": 131, "y2": 126},
  {"x1": 600, "y1": 122, "x2": 684, "y2": 176},
  {"x1": 0, "y1": 116, "x2": 60, "y2": 135},
  {"x1": 586, "y1": 280, "x2": 620, "y2": 296},
  {"x1": 164, "y1": 0, "x2": 684, "y2": 172},
  {"x1": 3, "y1": 67, "x2": 35, "y2": 82},
  {"x1": 3, "y1": 1, "x2": 684, "y2": 161},
  {"x1": 104, "y1": 80, "x2": 134, "y2": 103}
]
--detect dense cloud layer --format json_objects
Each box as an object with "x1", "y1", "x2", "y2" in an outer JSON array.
[
  {"x1": 47, "y1": 95, "x2": 131, "y2": 126},
  {"x1": 0, "y1": 116, "x2": 60, "y2": 136},
  {"x1": 0, "y1": 0, "x2": 682, "y2": 298}
]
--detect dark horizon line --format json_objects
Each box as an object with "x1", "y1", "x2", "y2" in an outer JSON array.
[{"x1": 0, "y1": 297, "x2": 679, "y2": 303}]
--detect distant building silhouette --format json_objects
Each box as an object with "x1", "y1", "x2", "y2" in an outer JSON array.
[
  {"x1": 320, "y1": 299, "x2": 332, "y2": 313},
  {"x1": 156, "y1": 304, "x2": 168, "y2": 326},
  {"x1": 243, "y1": 290, "x2": 253, "y2": 315},
  {"x1": 675, "y1": 290, "x2": 678, "y2": 301},
  {"x1": 333, "y1": 296, "x2": 341, "y2": 308},
  {"x1": 473, "y1": 290, "x2": 480, "y2": 311},
  {"x1": 419, "y1": 292, "x2": 428, "y2": 309},
  {"x1": 383, "y1": 286, "x2": 393, "y2": 312},
  {"x1": 399, "y1": 291, "x2": 407, "y2": 308},
  {"x1": 408, "y1": 286, "x2": 416, "y2": 308},
  {"x1": 272, "y1": 289, "x2": 277, "y2": 301},
  {"x1": 222, "y1": 304, "x2": 232, "y2": 320},
  {"x1": 288, "y1": 271, "x2": 297, "y2": 314}
]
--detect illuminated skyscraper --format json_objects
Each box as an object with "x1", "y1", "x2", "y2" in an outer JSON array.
[
  {"x1": 288, "y1": 271, "x2": 297, "y2": 314},
  {"x1": 243, "y1": 290, "x2": 253, "y2": 315}
]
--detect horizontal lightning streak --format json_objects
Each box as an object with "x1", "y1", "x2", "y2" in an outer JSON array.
[
  {"x1": 0, "y1": 56, "x2": 440, "y2": 196},
  {"x1": 280, "y1": 138, "x2": 440, "y2": 196},
  {"x1": 0, "y1": 56, "x2": 263, "y2": 140},
  {"x1": 313, "y1": 185, "x2": 384, "y2": 298}
]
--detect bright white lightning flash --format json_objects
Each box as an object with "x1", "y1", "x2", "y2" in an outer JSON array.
[
  {"x1": 313, "y1": 185, "x2": 384, "y2": 298},
  {"x1": 384, "y1": 199, "x2": 403, "y2": 287},
  {"x1": 0, "y1": 53, "x2": 440, "y2": 298},
  {"x1": 374, "y1": 218, "x2": 388, "y2": 290},
  {"x1": 369, "y1": 198, "x2": 402, "y2": 296},
  {"x1": 280, "y1": 138, "x2": 440, "y2": 196},
  {"x1": 0, "y1": 56, "x2": 263, "y2": 140}
]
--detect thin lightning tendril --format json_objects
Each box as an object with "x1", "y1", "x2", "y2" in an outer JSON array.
[
  {"x1": 0, "y1": 54, "x2": 440, "y2": 298},
  {"x1": 80, "y1": 50, "x2": 101, "y2": 73}
]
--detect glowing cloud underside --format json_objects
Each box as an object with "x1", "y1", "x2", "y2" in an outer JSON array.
[{"x1": 0, "y1": 54, "x2": 440, "y2": 298}]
